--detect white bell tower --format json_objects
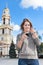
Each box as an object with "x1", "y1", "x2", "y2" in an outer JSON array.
[
  {"x1": 2, "y1": 7, "x2": 10, "y2": 24},
  {"x1": 0, "y1": 7, "x2": 13, "y2": 56},
  {"x1": 2, "y1": 8, "x2": 13, "y2": 44}
]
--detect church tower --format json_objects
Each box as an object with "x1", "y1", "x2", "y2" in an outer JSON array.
[{"x1": 0, "y1": 8, "x2": 13, "y2": 56}]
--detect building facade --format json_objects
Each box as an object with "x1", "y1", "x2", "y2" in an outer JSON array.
[{"x1": 0, "y1": 8, "x2": 13, "y2": 56}]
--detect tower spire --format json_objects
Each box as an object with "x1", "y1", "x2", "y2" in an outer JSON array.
[
  {"x1": 6, "y1": 3, "x2": 8, "y2": 8},
  {"x1": 2, "y1": 6, "x2": 10, "y2": 25}
]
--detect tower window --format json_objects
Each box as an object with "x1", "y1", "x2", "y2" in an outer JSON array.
[
  {"x1": 3, "y1": 18, "x2": 5, "y2": 24},
  {"x1": 2, "y1": 29, "x2": 4, "y2": 34}
]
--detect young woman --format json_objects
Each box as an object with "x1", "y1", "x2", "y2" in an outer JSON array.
[{"x1": 16, "y1": 18, "x2": 41, "y2": 65}]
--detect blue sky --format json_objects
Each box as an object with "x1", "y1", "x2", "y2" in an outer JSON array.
[{"x1": 0, "y1": 0, "x2": 43, "y2": 43}]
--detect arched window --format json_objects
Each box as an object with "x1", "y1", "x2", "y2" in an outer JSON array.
[
  {"x1": 2, "y1": 29, "x2": 4, "y2": 34},
  {"x1": 3, "y1": 18, "x2": 5, "y2": 24}
]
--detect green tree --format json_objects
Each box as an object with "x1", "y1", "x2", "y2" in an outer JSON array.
[
  {"x1": 9, "y1": 41, "x2": 16, "y2": 58},
  {"x1": 39, "y1": 42, "x2": 43, "y2": 52}
]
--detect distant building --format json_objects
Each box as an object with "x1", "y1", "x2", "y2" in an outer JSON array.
[{"x1": 0, "y1": 7, "x2": 13, "y2": 56}]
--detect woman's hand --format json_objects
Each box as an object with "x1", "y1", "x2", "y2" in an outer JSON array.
[
  {"x1": 30, "y1": 28, "x2": 38, "y2": 39},
  {"x1": 16, "y1": 33, "x2": 27, "y2": 49},
  {"x1": 21, "y1": 33, "x2": 27, "y2": 41}
]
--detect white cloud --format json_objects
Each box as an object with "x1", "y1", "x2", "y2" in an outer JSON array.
[
  {"x1": 13, "y1": 36, "x2": 17, "y2": 44},
  {"x1": 10, "y1": 22, "x2": 20, "y2": 31},
  {"x1": 20, "y1": 0, "x2": 43, "y2": 9},
  {"x1": 38, "y1": 30, "x2": 43, "y2": 35},
  {"x1": 13, "y1": 24, "x2": 20, "y2": 31}
]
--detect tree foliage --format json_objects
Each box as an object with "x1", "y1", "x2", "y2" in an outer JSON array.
[{"x1": 9, "y1": 41, "x2": 17, "y2": 58}]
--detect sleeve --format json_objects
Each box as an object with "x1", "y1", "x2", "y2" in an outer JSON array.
[
  {"x1": 16, "y1": 34, "x2": 21, "y2": 51},
  {"x1": 33, "y1": 37, "x2": 41, "y2": 46}
]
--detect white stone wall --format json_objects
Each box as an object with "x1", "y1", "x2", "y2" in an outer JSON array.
[
  {"x1": 2, "y1": 45, "x2": 10, "y2": 55},
  {"x1": 4, "y1": 29, "x2": 9, "y2": 34},
  {"x1": 0, "y1": 36, "x2": 1, "y2": 41},
  {"x1": 0, "y1": 29, "x2": 2, "y2": 35},
  {"x1": 5, "y1": 19, "x2": 9, "y2": 24},
  {"x1": 4, "y1": 29, "x2": 11, "y2": 34},
  {"x1": 0, "y1": 36, "x2": 3, "y2": 41}
]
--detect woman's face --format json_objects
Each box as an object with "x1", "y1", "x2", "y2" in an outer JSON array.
[{"x1": 23, "y1": 21, "x2": 30, "y2": 33}]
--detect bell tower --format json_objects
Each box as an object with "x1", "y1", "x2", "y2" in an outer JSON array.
[
  {"x1": 2, "y1": 8, "x2": 13, "y2": 44},
  {"x1": 0, "y1": 7, "x2": 13, "y2": 56},
  {"x1": 2, "y1": 8, "x2": 10, "y2": 25}
]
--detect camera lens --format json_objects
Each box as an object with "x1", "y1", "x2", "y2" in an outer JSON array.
[{"x1": 26, "y1": 33, "x2": 29, "y2": 36}]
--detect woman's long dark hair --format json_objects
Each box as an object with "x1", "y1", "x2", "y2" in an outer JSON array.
[{"x1": 21, "y1": 18, "x2": 33, "y2": 31}]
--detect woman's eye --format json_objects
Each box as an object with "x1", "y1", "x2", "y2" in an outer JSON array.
[
  {"x1": 25, "y1": 24, "x2": 27, "y2": 26},
  {"x1": 25, "y1": 24, "x2": 30, "y2": 26}
]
